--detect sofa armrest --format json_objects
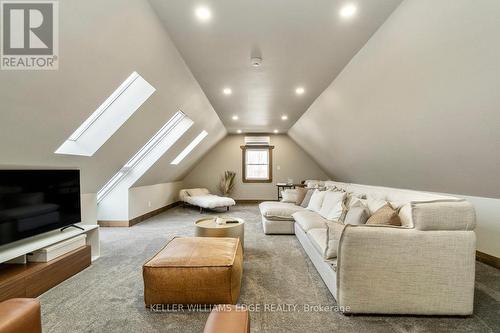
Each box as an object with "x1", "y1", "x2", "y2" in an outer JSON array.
[
  {"x1": 411, "y1": 199, "x2": 476, "y2": 231},
  {"x1": 203, "y1": 305, "x2": 249, "y2": 333},
  {"x1": 0, "y1": 298, "x2": 42, "y2": 333},
  {"x1": 337, "y1": 225, "x2": 475, "y2": 315}
]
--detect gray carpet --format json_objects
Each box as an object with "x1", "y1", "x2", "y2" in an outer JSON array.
[{"x1": 40, "y1": 204, "x2": 500, "y2": 332}]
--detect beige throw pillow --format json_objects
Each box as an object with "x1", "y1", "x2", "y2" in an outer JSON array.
[
  {"x1": 295, "y1": 187, "x2": 308, "y2": 205},
  {"x1": 324, "y1": 220, "x2": 346, "y2": 259},
  {"x1": 300, "y1": 189, "x2": 315, "y2": 208},
  {"x1": 366, "y1": 204, "x2": 402, "y2": 226}
]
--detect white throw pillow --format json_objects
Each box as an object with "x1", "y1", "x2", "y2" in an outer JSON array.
[
  {"x1": 187, "y1": 188, "x2": 210, "y2": 196},
  {"x1": 306, "y1": 189, "x2": 327, "y2": 213},
  {"x1": 281, "y1": 189, "x2": 299, "y2": 203},
  {"x1": 319, "y1": 191, "x2": 346, "y2": 221}
]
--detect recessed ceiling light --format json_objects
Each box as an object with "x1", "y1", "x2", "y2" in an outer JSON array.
[
  {"x1": 195, "y1": 6, "x2": 212, "y2": 22},
  {"x1": 232, "y1": 115, "x2": 239, "y2": 121},
  {"x1": 295, "y1": 87, "x2": 305, "y2": 95},
  {"x1": 273, "y1": 129, "x2": 279, "y2": 134},
  {"x1": 236, "y1": 129, "x2": 242, "y2": 134},
  {"x1": 340, "y1": 4, "x2": 357, "y2": 18},
  {"x1": 223, "y1": 87, "x2": 232, "y2": 95},
  {"x1": 281, "y1": 115, "x2": 288, "y2": 120}
]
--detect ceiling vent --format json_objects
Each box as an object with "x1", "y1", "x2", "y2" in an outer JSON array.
[{"x1": 245, "y1": 136, "x2": 270, "y2": 145}]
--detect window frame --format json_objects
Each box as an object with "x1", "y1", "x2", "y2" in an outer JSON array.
[{"x1": 240, "y1": 145, "x2": 274, "y2": 183}]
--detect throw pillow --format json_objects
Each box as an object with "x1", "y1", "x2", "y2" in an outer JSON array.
[
  {"x1": 300, "y1": 189, "x2": 315, "y2": 208},
  {"x1": 295, "y1": 187, "x2": 308, "y2": 205},
  {"x1": 319, "y1": 191, "x2": 346, "y2": 221},
  {"x1": 281, "y1": 189, "x2": 299, "y2": 203},
  {"x1": 366, "y1": 204, "x2": 402, "y2": 226},
  {"x1": 344, "y1": 200, "x2": 370, "y2": 225},
  {"x1": 306, "y1": 189, "x2": 327, "y2": 213},
  {"x1": 187, "y1": 188, "x2": 210, "y2": 196},
  {"x1": 324, "y1": 220, "x2": 346, "y2": 259},
  {"x1": 367, "y1": 196, "x2": 388, "y2": 214}
]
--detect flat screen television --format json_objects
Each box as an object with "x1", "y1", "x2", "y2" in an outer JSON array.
[{"x1": 0, "y1": 170, "x2": 81, "y2": 246}]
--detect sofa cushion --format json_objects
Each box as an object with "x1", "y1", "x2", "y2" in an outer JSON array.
[
  {"x1": 306, "y1": 228, "x2": 327, "y2": 255},
  {"x1": 366, "y1": 204, "x2": 402, "y2": 226},
  {"x1": 300, "y1": 189, "x2": 315, "y2": 208},
  {"x1": 259, "y1": 201, "x2": 304, "y2": 221},
  {"x1": 318, "y1": 191, "x2": 346, "y2": 221},
  {"x1": 292, "y1": 210, "x2": 327, "y2": 232},
  {"x1": 306, "y1": 190, "x2": 327, "y2": 213},
  {"x1": 325, "y1": 221, "x2": 346, "y2": 259}
]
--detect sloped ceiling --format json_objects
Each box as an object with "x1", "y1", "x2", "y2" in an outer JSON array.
[
  {"x1": 0, "y1": 0, "x2": 226, "y2": 193},
  {"x1": 289, "y1": 0, "x2": 500, "y2": 198},
  {"x1": 149, "y1": 0, "x2": 403, "y2": 133}
]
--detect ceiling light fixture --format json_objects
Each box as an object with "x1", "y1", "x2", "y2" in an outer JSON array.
[
  {"x1": 281, "y1": 115, "x2": 288, "y2": 120},
  {"x1": 223, "y1": 87, "x2": 232, "y2": 95},
  {"x1": 340, "y1": 4, "x2": 357, "y2": 18},
  {"x1": 251, "y1": 56, "x2": 262, "y2": 67},
  {"x1": 232, "y1": 115, "x2": 239, "y2": 121},
  {"x1": 295, "y1": 87, "x2": 305, "y2": 95},
  {"x1": 273, "y1": 129, "x2": 279, "y2": 134},
  {"x1": 195, "y1": 6, "x2": 212, "y2": 22},
  {"x1": 236, "y1": 129, "x2": 242, "y2": 134}
]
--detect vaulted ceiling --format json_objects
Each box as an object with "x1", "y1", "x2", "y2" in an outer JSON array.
[{"x1": 150, "y1": 0, "x2": 403, "y2": 133}]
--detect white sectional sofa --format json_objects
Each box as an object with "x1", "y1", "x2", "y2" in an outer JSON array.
[{"x1": 259, "y1": 181, "x2": 476, "y2": 315}]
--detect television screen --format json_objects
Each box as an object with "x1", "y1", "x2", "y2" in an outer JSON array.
[{"x1": 0, "y1": 170, "x2": 81, "y2": 246}]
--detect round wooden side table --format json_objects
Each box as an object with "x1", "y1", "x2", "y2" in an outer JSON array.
[{"x1": 194, "y1": 216, "x2": 245, "y2": 248}]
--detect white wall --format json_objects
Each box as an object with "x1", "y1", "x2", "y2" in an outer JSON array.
[
  {"x1": 184, "y1": 134, "x2": 329, "y2": 200},
  {"x1": 289, "y1": 0, "x2": 500, "y2": 257},
  {"x1": 129, "y1": 182, "x2": 184, "y2": 220},
  {"x1": 81, "y1": 193, "x2": 97, "y2": 225}
]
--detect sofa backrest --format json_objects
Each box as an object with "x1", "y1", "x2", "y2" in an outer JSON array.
[{"x1": 321, "y1": 181, "x2": 476, "y2": 231}]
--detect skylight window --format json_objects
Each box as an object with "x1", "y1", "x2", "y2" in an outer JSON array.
[
  {"x1": 171, "y1": 130, "x2": 208, "y2": 165},
  {"x1": 97, "y1": 111, "x2": 193, "y2": 203},
  {"x1": 55, "y1": 72, "x2": 155, "y2": 156}
]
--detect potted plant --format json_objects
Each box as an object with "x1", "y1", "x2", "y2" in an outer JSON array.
[{"x1": 218, "y1": 171, "x2": 236, "y2": 196}]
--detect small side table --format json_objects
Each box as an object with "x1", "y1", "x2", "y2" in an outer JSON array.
[{"x1": 195, "y1": 217, "x2": 245, "y2": 248}]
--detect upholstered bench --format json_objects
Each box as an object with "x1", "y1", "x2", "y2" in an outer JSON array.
[{"x1": 143, "y1": 237, "x2": 243, "y2": 306}]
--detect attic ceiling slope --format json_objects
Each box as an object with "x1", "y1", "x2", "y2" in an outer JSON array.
[
  {"x1": 289, "y1": 0, "x2": 500, "y2": 198},
  {"x1": 149, "y1": 0, "x2": 403, "y2": 133},
  {"x1": 0, "y1": 0, "x2": 225, "y2": 193}
]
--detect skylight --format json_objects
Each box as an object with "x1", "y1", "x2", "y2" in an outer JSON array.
[
  {"x1": 97, "y1": 111, "x2": 193, "y2": 203},
  {"x1": 171, "y1": 130, "x2": 208, "y2": 165},
  {"x1": 55, "y1": 72, "x2": 155, "y2": 156}
]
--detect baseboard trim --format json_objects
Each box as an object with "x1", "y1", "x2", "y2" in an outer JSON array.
[
  {"x1": 476, "y1": 251, "x2": 500, "y2": 269},
  {"x1": 236, "y1": 199, "x2": 276, "y2": 204},
  {"x1": 98, "y1": 201, "x2": 181, "y2": 227}
]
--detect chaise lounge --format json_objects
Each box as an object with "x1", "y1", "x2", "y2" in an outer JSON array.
[{"x1": 180, "y1": 188, "x2": 236, "y2": 213}]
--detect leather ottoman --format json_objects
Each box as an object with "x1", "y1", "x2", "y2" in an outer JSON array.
[{"x1": 143, "y1": 237, "x2": 243, "y2": 306}]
